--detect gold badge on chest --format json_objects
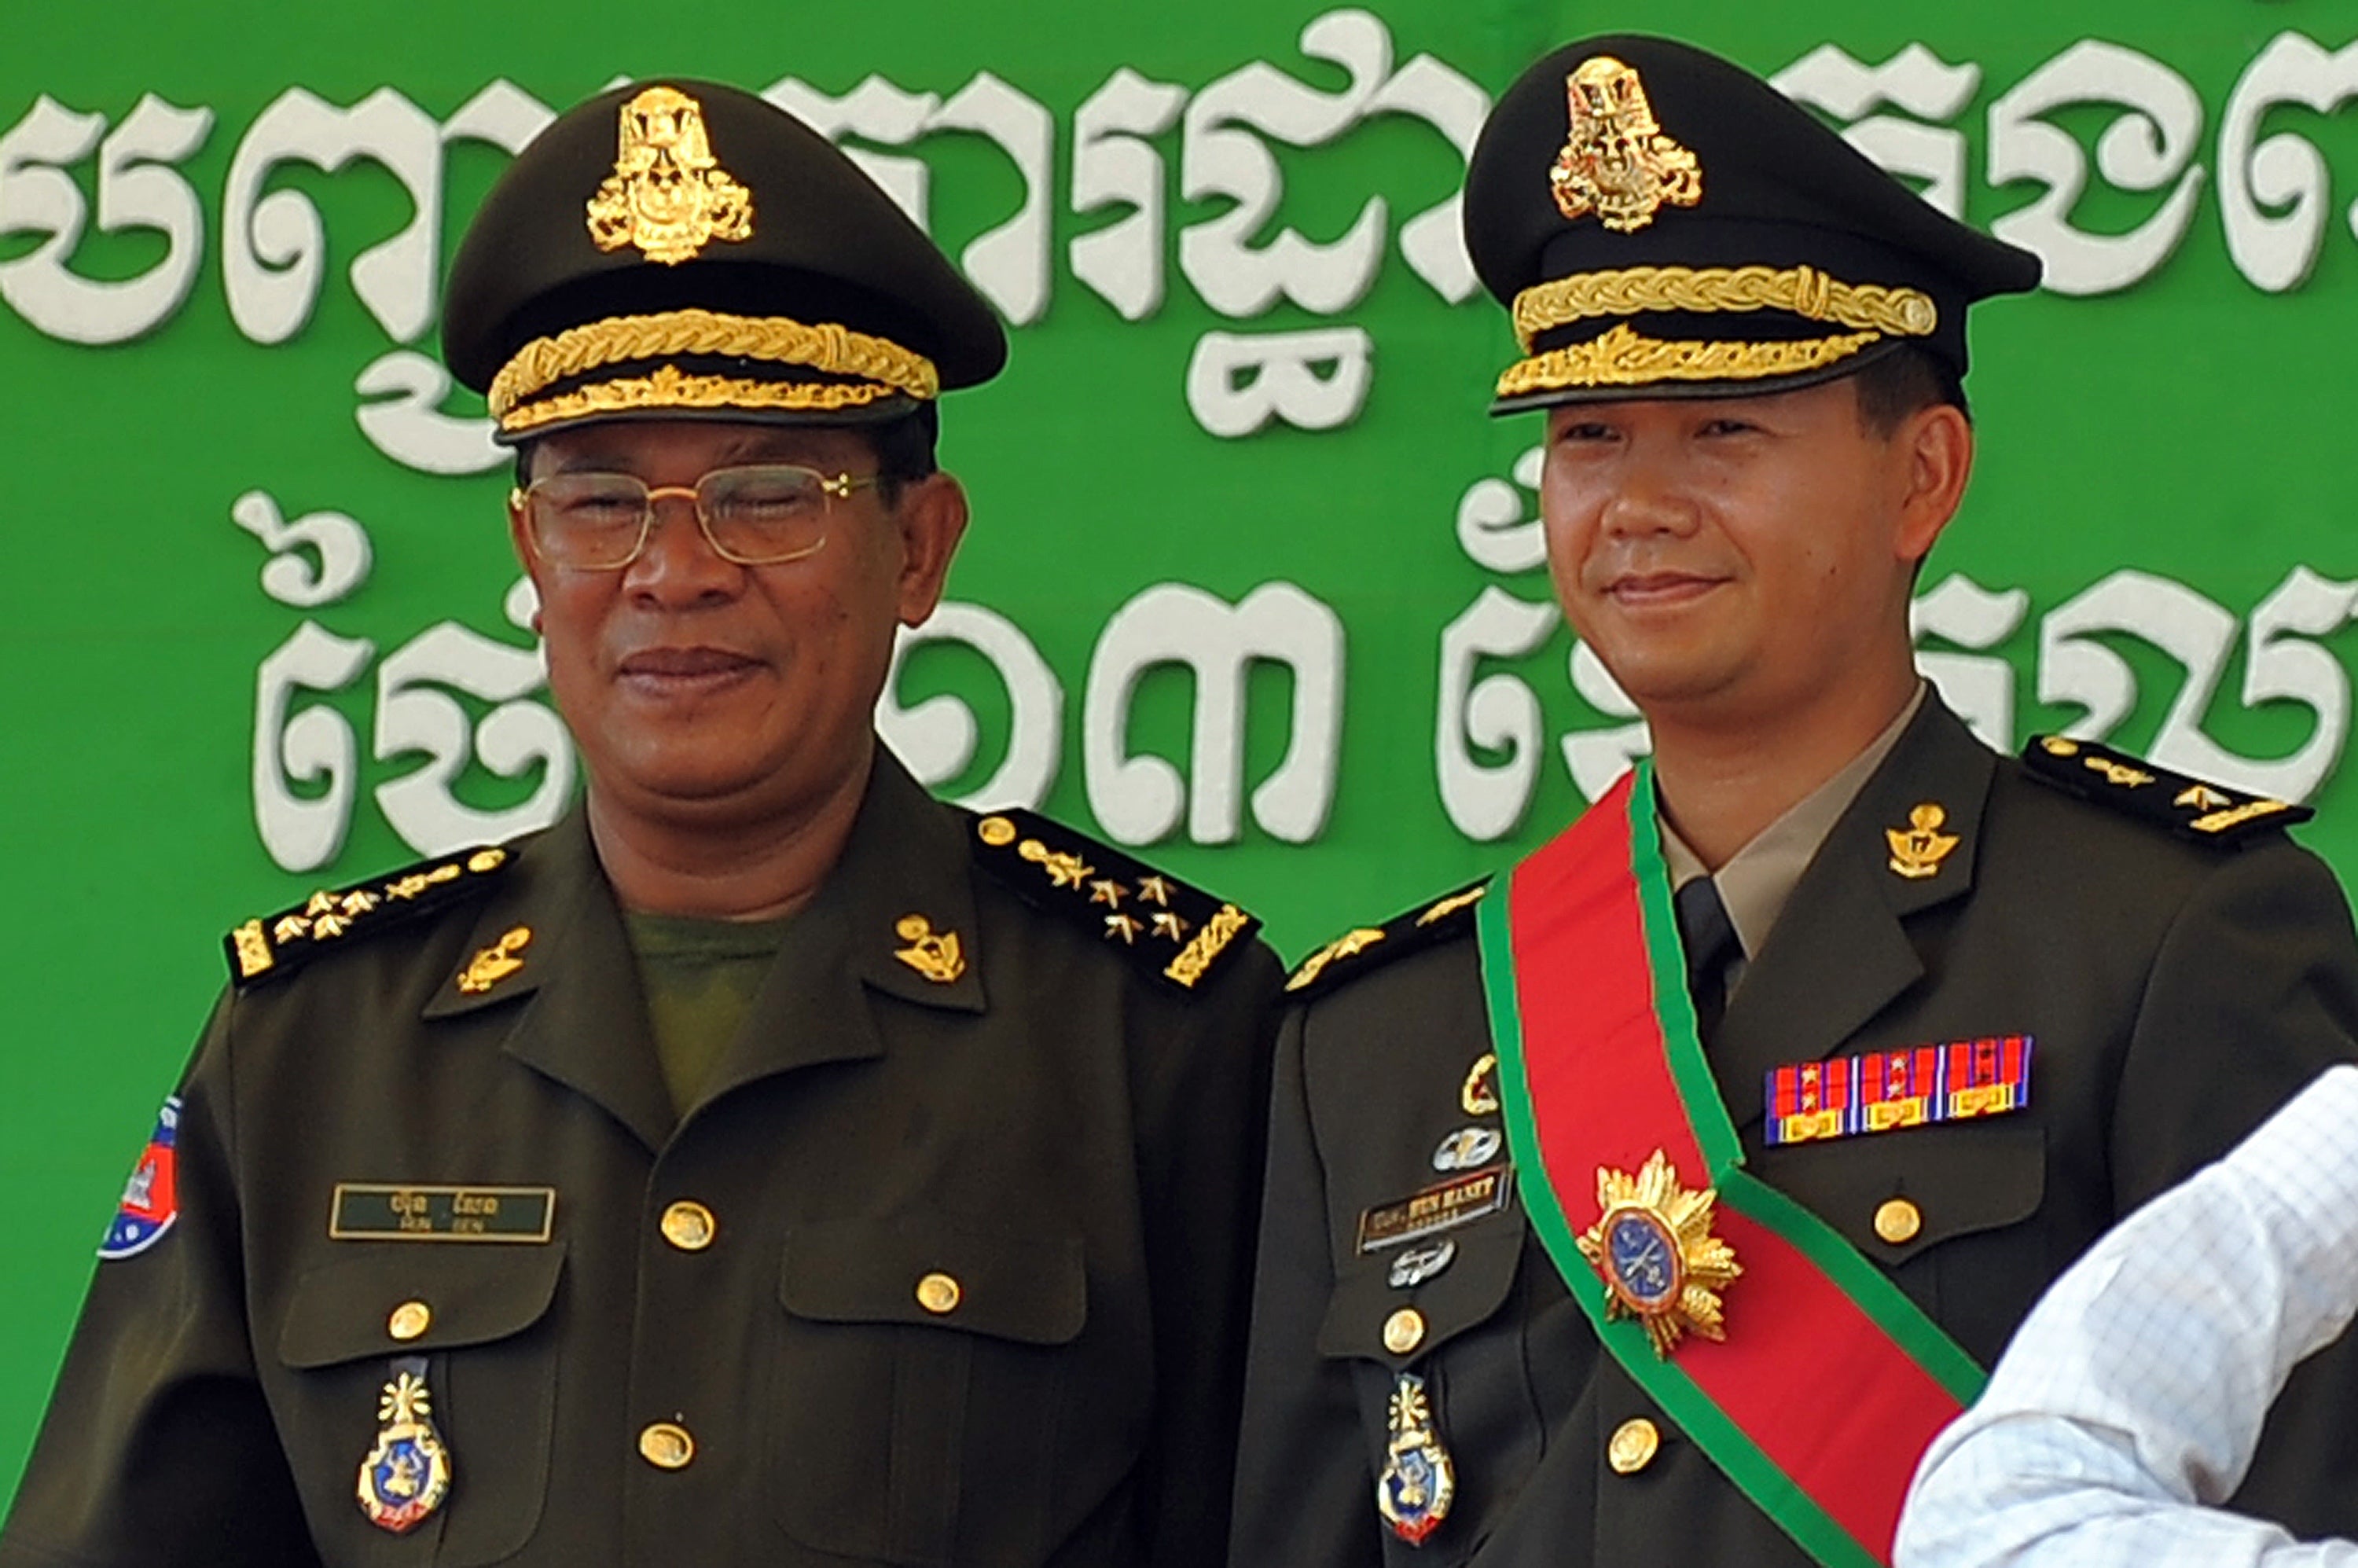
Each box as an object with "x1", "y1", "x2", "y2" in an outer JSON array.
[{"x1": 357, "y1": 1359, "x2": 452, "y2": 1533}]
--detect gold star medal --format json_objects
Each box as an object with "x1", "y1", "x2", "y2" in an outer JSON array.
[
  {"x1": 1576, "y1": 1149, "x2": 1742, "y2": 1357},
  {"x1": 357, "y1": 1359, "x2": 453, "y2": 1533}
]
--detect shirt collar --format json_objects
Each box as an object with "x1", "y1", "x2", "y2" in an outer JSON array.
[{"x1": 1658, "y1": 681, "x2": 1926, "y2": 959}]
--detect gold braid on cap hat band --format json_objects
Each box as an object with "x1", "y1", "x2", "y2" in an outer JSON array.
[
  {"x1": 1498, "y1": 265, "x2": 1937, "y2": 398},
  {"x1": 489, "y1": 307, "x2": 940, "y2": 432},
  {"x1": 1510, "y1": 264, "x2": 1937, "y2": 353}
]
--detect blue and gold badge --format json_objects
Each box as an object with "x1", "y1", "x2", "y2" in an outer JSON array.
[
  {"x1": 1576, "y1": 1150, "x2": 1741, "y2": 1358},
  {"x1": 1375, "y1": 1373, "x2": 1456, "y2": 1545},
  {"x1": 358, "y1": 1357, "x2": 452, "y2": 1533}
]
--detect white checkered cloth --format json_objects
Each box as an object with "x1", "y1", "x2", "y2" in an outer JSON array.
[{"x1": 1895, "y1": 1064, "x2": 2358, "y2": 1567}]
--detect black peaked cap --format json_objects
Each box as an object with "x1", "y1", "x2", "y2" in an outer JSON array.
[
  {"x1": 443, "y1": 79, "x2": 1006, "y2": 439},
  {"x1": 1464, "y1": 35, "x2": 2040, "y2": 412}
]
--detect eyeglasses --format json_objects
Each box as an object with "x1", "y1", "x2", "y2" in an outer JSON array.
[{"x1": 510, "y1": 464, "x2": 883, "y2": 569}]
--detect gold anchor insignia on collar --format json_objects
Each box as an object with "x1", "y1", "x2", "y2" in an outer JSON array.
[
  {"x1": 894, "y1": 914, "x2": 966, "y2": 984},
  {"x1": 1577, "y1": 1150, "x2": 1741, "y2": 1358},
  {"x1": 1886, "y1": 803, "x2": 1959, "y2": 881},
  {"x1": 586, "y1": 85, "x2": 755, "y2": 265},
  {"x1": 1551, "y1": 56, "x2": 1702, "y2": 233},
  {"x1": 455, "y1": 927, "x2": 531, "y2": 995}
]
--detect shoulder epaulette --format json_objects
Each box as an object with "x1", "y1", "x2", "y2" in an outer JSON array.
[
  {"x1": 225, "y1": 845, "x2": 514, "y2": 990},
  {"x1": 2020, "y1": 735, "x2": 2312, "y2": 846},
  {"x1": 1285, "y1": 878, "x2": 1491, "y2": 1001},
  {"x1": 968, "y1": 807, "x2": 1261, "y2": 993}
]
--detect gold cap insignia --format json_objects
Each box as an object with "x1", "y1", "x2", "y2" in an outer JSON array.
[
  {"x1": 1576, "y1": 1149, "x2": 1741, "y2": 1358},
  {"x1": 586, "y1": 86, "x2": 755, "y2": 266},
  {"x1": 1550, "y1": 57, "x2": 1702, "y2": 233},
  {"x1": 1886, "y1": 803, "x2": 1959, "y2": 881},
  {"x1": 456, "y1": 927, "x2": 531, "y2": 995},
  {"x1": 894, "y1": 914, "x2": 967, "y2": 984}
]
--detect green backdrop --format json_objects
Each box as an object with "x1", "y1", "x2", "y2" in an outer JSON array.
[{"x1": 7, "y1": 0, "x2": 2358, "y2": 1506}]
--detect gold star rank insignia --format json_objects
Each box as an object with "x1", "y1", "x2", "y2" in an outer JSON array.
[{"x1": 1576, "y1": 1150, "x2": 1741, "y2": 1358}]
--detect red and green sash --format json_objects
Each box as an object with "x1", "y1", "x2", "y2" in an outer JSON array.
[{"x1": 1479, "y1": 764, "x2": 1985, "y2": 1566}]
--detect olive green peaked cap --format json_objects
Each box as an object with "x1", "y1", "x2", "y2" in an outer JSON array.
[
  {"x1": 1463, "y1": 35, "x2": 2040, "y2": 412},
  {"x1": 443, "y1": 79, "x2": 1006, "y2": 441}
]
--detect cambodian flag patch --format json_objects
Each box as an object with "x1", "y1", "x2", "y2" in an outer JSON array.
[{"x1": 99, "y1": 1096, "x2": 181, "y2": 1260}]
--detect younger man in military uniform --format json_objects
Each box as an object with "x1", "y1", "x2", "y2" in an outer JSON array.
[
  {"x1": 4, "y1": 82, "x2": 1279, "y2": 1566},
  {"x1": 1229, "y1": 35, "x2": 2358, "y2": 1566}
]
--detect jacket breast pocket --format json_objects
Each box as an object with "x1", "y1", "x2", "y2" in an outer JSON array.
[
  {"x1": 1761, "y1": 1120, "x2": 2047, "y2": 1362},
  {"x1": 769, "y1": 1216, "x2": 1107, "y2": 1568},
  {"x1": 274, "y1": 1243, "x2": 564, "y2": 1565}
]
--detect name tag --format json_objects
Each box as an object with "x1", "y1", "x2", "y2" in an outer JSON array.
[
  {"x1": 1356, "y1": 1166, "x2": 1513, "y2": 1253},
  {"x1": 330, "y1": 1184, "x2": 556, "y2": 1243}
]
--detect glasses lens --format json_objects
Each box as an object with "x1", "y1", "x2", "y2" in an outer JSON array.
[
  {"x1": 700, "y1": 465, "x2": 832, "y2": 564},
  {"x1": 529, "y1": 473, "x2": 648, "y2": 567}
]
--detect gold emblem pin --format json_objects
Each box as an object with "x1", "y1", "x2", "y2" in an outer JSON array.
[
  {"x1": 1886, "y1": 803, "x2": 1959, "y2": 881},
  {"x1": 2176, "y1": 783, "x2": 2233, "y2": 812},
  {"x1": 455, "y1": 927, "x2": 531, "y2": 994},
  {"x1": 586, "y1": 85, "x2": 755, "y2": 265},
  {"x1": 894, "y1": 914, "x2": 966, "y2": 984},
  {"x1": 1577, "y1": 1150, "x2": 1741, "y2": 1359},
  {"x1": 1550, "y1": 56, "x2": 1702, "y2": 233},
  {"x1": 357, "y1": 1364, "x2": 453, "y2": 1533},
  {"x1": 1461, "y1": 1052, "x2": 1500, "y2": 1115}
]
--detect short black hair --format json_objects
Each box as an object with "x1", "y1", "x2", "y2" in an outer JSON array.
[
  {"x1": 511, "y1": 402, "x2": 941, "y2": 501},
  {"x1": 1853, "y1": 344, "x2": 1968, "y2": 438}
]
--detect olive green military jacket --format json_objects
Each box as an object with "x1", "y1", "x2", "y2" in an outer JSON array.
[
  {"x1": 1229, "y1": 700, "x2": 2358, "y2": 1566},
  {"x1": 5, "y1": 751, "x2": 1281, "y2": 1568}
]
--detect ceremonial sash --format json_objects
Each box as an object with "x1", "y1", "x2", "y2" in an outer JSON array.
[{"x1": 1478, "y1": 764, "x2": 1985, "y2": 1566}]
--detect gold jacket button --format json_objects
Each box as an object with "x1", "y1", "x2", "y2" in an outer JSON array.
[
  {"x1": 387, "y1": 1300, "x2": 432, "y2": 1342},
  {"x1": 1875, "y1": 1197, "x2": 1923, "y2": 1245},
  {"x1": 1608, "y1": 1417, "x2": 1661, "y2": 1475},
  {"x1": 1382, "y1": 1307, "x2": 1427, "y2": 1356},
  {"x1": 638, "y1": 1422, "x2": 695, "y2": 1470},
  {"x1": 660, "y1": 1201, "x2": 717, "y2": 1252},
  {"x1": 916, "y1": 1272, "x2": 962, "y2": 1314}
]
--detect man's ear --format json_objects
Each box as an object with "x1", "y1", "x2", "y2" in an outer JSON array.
[
  {"x1": 1893, "y1": 402, "x2": 1974, "y2": 564},
  {"x1": 892, "y1": 472, "x2": 970, "y2": 626},
  {"x1": 505, "y1": 492, "x2": 548, "y2": 634}
]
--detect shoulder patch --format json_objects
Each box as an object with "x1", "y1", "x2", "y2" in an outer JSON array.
[
  {"x1": 2020, "y1": 735, "x2": 2312, "y2": 846},
  {"x1": 1286, "y1": 879, "x2": 1491, "y2": 1001},
  {"x1": 968, "y1": 808, "x2": 1261, "y2": 993},
  {"x1": 225, "y1": 846, "x2": 515, "y2": 989}
]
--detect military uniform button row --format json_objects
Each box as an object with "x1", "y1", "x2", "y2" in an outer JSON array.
[
  {"x1": 1874, "y1": 1197, "x2": 1923, "y2": 1245},
  {"x1": 387, "y1": 1300, "x2": 432, "y2": 1342},
  {"x1": 638, "y1": 1422, "x2": 695, "y2": 1471},
  {"x1": 661, "y1": 1200, "x2": 717, "y2": 1252},
  {"x1": 1608, "y1": 1417, "x2": 1660, "y2": 1475},
  {"x1": 916, "y1": 1271, "x2": 962, "y2": 1315}
]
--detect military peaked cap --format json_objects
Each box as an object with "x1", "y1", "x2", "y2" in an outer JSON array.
[
  {"x1": 1464, "y1": 35, "x2": 2040, "y2": 412},
  {"x1": 443, "y1": 79, "x2": 1007, "y2": 441}
]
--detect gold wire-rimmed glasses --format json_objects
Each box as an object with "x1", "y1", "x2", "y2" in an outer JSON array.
[{"x1": 509, "y1": 464, "x2": 883, "y2": 569}]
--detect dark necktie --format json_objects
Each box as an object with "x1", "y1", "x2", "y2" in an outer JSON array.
[{"x1": 1673, "y1": 876, "x2": 1740, "y2": 1045}]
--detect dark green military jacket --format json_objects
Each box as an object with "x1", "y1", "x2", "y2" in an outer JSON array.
[
  {"x1": 1229, "y1": 700, "x2": 2358, "y2": 1566},
  {"x1": 5, "y1": 751, "x2": 1281, "y2": 1568}
]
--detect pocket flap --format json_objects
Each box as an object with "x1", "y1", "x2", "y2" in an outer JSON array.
[
  {"x1": 278, "y1": 1243, "x2": 566, "y2": 1369},
  {"x1": 779, "y1": 1217, "x2": 1085, "y2": 1346},
  {"x1": 1765, "y1": 1121, "x2": 2045, "y2": 1266},
  {"x1": 1316, "y1": 1210, "x2": 1526, "y2": 1364}
]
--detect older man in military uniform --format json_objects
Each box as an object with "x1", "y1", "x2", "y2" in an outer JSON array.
[
  {"x1": 3, "y1": 81, "x2": 1279, "y2": 1566},
  {"x1": 1229, "y1": 35, "x2": 2358, "y2": 1567}
]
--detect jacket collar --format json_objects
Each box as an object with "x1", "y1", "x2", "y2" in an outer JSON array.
[
  {"x1": 1710, "y1": 696, "x2": 1996, "y2": 1128},
  {"x1": 421, "y1": 745, "x2": 986, "y2": 1151}
]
